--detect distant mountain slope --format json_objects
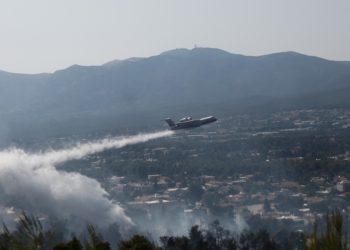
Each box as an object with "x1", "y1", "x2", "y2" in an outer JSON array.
[{"x1": 0, "y1": 48, "x2": 350, "y2": 141}]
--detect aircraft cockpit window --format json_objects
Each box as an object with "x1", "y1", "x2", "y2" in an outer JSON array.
[{"x1": 180, "y1": 117, "x2": 192, "y2": 122}]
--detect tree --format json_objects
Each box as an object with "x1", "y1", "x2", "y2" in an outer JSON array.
[
  {"x1": 53, "y1": 237, "x2": 83, "y2": 250},
  {"x1": 118, "y1": 235, "x2": 158, "y2": 250},
  {"x1": 0, "y1": 212, "x2": 48, "y2": 250},
  {"x1": 85, "y1": 224, "x2": 110, "y2": 250},
  {"x1": 160, "y1": 236, "x2": 190, "y2": 250},
  {"x1": 263, "y1": 198, "x2": 271, "y2": 213},
  {"x1": 306, "y1": 209, "x2": 348, "y2": 250},
  {"x1": 239, "y1": 229, "x2": 280, "y2": 250},
  {"x1": 189, "y1": 225, "x2": 208, "y2": 250},
  {"x1": 187, "y1": 180, "x2": 204, "y2": 203}
]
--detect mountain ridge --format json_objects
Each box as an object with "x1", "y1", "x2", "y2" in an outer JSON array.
[
  {"x1": 0, "y1": 47, "x2": 349, "y2": 142},
  {"x1": 2, "y1": 48, "x2": 346, "y2": 75}
]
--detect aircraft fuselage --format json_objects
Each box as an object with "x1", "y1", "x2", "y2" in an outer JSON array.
[{"x1": 164, "y1": 116, "x2": 217, "y2": 130}]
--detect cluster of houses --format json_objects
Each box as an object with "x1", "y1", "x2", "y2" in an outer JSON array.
[{"x1": 106, "y1": 172, "x2": 350, "y2": 231}]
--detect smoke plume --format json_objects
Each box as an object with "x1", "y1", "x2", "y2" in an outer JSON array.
[{"x1": 0, "y1": 130, "x2": 173, "y2": 229}]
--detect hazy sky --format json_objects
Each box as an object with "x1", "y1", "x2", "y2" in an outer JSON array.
[{"x1": 0, "y1": 0, "x2": 349, "y2": 73}]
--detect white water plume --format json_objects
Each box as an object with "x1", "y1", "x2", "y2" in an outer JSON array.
[{"x1": 0, "y1": 130, "x2": 173, "y2": 228}]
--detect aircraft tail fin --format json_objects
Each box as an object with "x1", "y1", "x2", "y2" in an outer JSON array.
[{"x1": 164, "y1": 118, "x2": 175, "y2": 128}]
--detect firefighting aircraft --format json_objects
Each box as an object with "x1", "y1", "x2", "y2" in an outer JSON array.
[{"x1": 163, "y1": 116, "x2": 217, "y2": 130}]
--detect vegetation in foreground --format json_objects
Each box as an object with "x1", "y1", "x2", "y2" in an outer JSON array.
[{"x1": 0, "y1": 210, "x2": 348, "y2": 250}]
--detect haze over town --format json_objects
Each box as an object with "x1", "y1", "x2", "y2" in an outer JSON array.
[{"x1": 1, "y1": 1, "x2": 350, "y2": 249}]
